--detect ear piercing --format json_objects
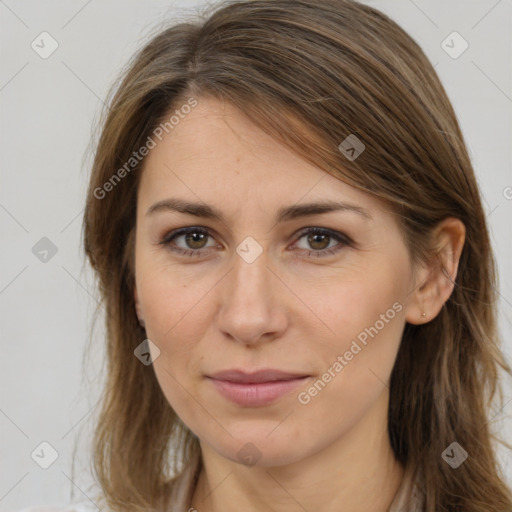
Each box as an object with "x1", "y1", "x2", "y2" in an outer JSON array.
[{"x1": 421, "y1": 312, "x2": 427, "y2": 318}]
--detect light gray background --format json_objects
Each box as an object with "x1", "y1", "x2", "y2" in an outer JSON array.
[{"x1": 1, "y1": 0, "x2": 511, "y2": 509}]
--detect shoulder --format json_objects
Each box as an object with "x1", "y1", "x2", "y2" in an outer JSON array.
[{"x1": 16, "y1": 502, "x2": 102, "y2": 512}]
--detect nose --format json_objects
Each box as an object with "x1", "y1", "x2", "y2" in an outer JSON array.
[{"x1": 215, "y1": 248, "x2": 288, "y2": 346}]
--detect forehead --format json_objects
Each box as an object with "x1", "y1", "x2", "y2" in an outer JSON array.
[{"x1": 138, "y1": 97, "x2": 389, "y2": 219}]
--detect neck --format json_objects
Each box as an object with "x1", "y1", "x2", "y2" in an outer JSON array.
[{"x1": 190, "y1": 391, "x2": 405, "y2": 512}]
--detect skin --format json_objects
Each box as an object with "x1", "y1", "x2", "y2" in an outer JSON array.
[{"x1": 133, "y1": 97, "x2": 465, "y2": 511}]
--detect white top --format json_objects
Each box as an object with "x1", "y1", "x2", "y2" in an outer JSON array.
[{"x1": 17, "y1": 452, "x2": 423, "y2": 511}]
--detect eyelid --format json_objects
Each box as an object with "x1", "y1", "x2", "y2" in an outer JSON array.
[{"x1": 292, "y1": 226, "x2": 353, "y2": 246}]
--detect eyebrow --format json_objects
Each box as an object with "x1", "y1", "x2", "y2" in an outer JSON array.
[{"x1": 146, "y1": 198, "x2": 372, "y2": 222}]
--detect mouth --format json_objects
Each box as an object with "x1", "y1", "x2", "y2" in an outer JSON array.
[{"x1": 206, "y1": 369, "x2": 311, "y2": 407}]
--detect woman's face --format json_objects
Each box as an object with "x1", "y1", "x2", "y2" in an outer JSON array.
[{"x1": 134, "y1": 97, "x2": 419, "y2": 467}]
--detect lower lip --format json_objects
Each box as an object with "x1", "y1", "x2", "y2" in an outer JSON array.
[{"x1": 209, "y1": 377, "x2": 309, "y2": 407}]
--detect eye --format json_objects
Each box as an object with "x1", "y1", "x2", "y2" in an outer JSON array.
[
  {"x1": 292, "y1": 227, "x2": 352, "y2": 258},
  {"x1": 159, "y1": 227, "x2": 218, "y2": 257}
]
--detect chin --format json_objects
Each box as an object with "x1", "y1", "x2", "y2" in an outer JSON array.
[{"x1": 201, "y1": 422, "x2": 313, "y2": 468}]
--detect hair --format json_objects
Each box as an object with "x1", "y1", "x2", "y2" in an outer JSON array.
[{"x1": 82, "y1": 0, "x2": 512, "y2": 510}]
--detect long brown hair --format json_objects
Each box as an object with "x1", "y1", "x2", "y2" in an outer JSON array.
[{"x1": 83, "y1": 0, "x2": 512, "y2": 510}]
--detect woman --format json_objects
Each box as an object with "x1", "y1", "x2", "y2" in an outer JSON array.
[{"x1": 23, "y1": 0, "x2": 512, "y2": 510}]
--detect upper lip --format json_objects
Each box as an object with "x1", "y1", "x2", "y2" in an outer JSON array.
[{"x1": 208, "y1": 369, "x2": 309, "y2": 383}]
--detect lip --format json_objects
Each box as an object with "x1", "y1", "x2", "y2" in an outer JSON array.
[{"x1": 207, "y1": 369, "x2": 310, "y2": 407}]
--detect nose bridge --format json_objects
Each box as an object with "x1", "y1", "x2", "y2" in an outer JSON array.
[
  {"x1": 231, "y1": 247, "x2": 270, "y2": 304},
  {"x1": 216, "y1": 243, "x2": 287, "y2": 344}
]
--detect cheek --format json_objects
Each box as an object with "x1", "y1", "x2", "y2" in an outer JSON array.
[
  {"x1": 291, "y1": 280, "x2": 406, "y2": 442},
  {"x1": 308, "y1": 264, "x2": 407, "y2": 387},
  {"x1": 136, "y1": 263, "x2": 211, "y2": 430},
  {"x1": 136, "y1": 259, "x2": 218, "y2": 388},
  {"x1": 137, "y1": 258, "x2": 214, "y2": 338}
]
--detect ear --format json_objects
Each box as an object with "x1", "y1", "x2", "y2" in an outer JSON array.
[
  {"x1": 404, "y1": 217, "x2": 466, "y2": 325},
  {"x1": 134, "y1": 285, "x2": 145, "y2": 327}
]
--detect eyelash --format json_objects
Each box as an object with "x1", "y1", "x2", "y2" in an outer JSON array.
[{"x1": 158, "y1": 226, "x2": 353, "y2": 259}]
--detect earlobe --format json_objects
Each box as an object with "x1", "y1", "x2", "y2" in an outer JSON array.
[{"x1": 405, "y1": 217, "x2": 465, "y2": 325}]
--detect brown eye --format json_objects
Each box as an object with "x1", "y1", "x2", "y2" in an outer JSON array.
[
  {"x1": 160, "y1": 227, "x2": 216, "y2": 256},
  {"x1": 293, "y1": 227, "x2": 352, "y2": 258},
  {"x1": 184, "y1": 231, "x2": 209, "y2": 249},
  {"x1": 307, "y1": 232, "x2": 331, "y2": 251}
]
